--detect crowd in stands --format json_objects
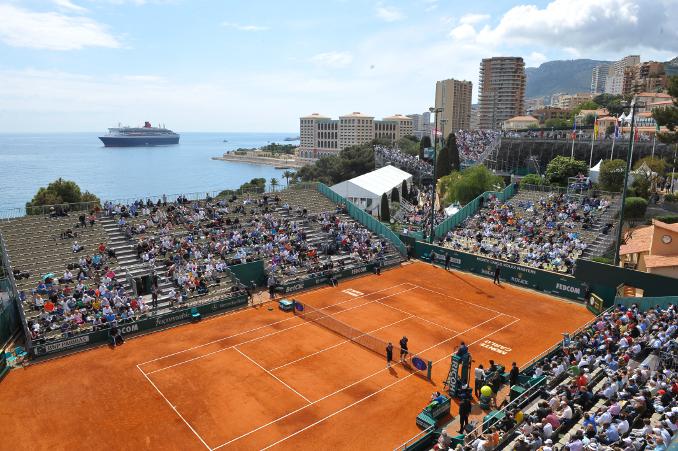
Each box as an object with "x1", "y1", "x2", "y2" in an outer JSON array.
[
  {"x1": 439, "y1": 192, "x2": 611, "y2": 273},
  {"x1": 375, "y1": 145, "x2": 433, "y2": 179},
  {"x1": 21, "y1": 242, "x2": 150, "y2": 340},
  {"x1": 109, "y1": 192, "x2": 392, "y2": 296},
  {"x1": 400, "y1": 186, "x2": 446, "y2": 236},
  {"x1": 457, "y1": 303, "x2": 677, "y2": 451},
  {"x1": 456, "y1": 130, "x2": 502, "y2": 164}
]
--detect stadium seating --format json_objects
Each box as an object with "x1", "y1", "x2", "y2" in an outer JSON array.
[
  {"x1": 454, "y1": 303, "x2": 677, "y2": 451},
  {"x1": 438, "y1": 189, "x2": 621, "y2": 273},
  {"x1": 0, "y1": 186, "x2": 403, "y2": 346}
]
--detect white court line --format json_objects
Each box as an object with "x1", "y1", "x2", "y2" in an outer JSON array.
[
  {"x1": 137, "y1": 282, "x2": 411, "y2": 367},
  {"x1": 144, "y1": 287, "x2": 418, "y2": 376},
  {"x1": 259, "y1": 316, "x2": 521, "y2": 451},
  {"x1": 373, "y1": 300, "x2": 458, "y2": 335},
  {"x1": 136, "y1": 365, "x2": 211, "y2": 450},
  {"x1": 269, "y1": 315, "x2": 415, "y2": 372},
  {"x1": 411, "y1": 283, "x2": 520, "y2": 321},
  {"x1": 210, "y1": 312, "x2": 505, "y2": 450},
  {"x1": 234, "y1": 347, "x2": 312, "y2": 404}
]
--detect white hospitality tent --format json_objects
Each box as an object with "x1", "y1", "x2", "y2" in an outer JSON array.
[
  {"x1": 589, "y1": 159, "x2": 603, "y2": 183},
  {"x1": 331, "y1": 165, "x2": 413, "y2": 214}
]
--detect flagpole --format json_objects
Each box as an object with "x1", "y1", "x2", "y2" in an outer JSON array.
[
  {"x1": 611, "y1": 135, "x2": 616, "y2": 160},
  {"x1": 570, "y1": 117, "x2": 576, "y2": 160},
  {"x1": 589, "y1": 114, "x2": 596, "y2": 168},
  {"x1": 651, "y1": 133, "x2": 656, "y2": 159}
]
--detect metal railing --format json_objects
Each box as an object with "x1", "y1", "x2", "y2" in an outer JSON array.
[
  {"x1": 433, "y1": 184, "x2": 516, "y2": 239},
  {"x1": 393, "y1": 424, "x2": 436, "y2": 451},
  {"x1": 0, "y1": 231, "x2": 31, "y2": 350}
]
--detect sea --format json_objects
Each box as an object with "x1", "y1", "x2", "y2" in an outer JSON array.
[{"x1": 0, "y1": 132, "x2": 299, "y2": 214}]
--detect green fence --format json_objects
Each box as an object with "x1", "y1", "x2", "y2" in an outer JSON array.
[
  {"x1": 228, "y1": 260, "x2": 267, "y2": 288},
  {"x1": 277, "y1": 260, "x2": 401, "y2": 295},
  {"x1": 415, "y1": 242, "x2": 587, "y2": 301},
  {"x1": 614, "y1": 296, "x2": 677, "y2": 312},
  {"x1": 316, "y1": 182, "x2": 407, "y2": 255},
  {"x1": 31, "y1": 293, "x2": 248, "y2": 357},
  {"x1": 433, "y1": 184, "x2": 517, "y2": 239},
  {"x1": 575, "y1": 259, "x2": 678, "y2": 298}
]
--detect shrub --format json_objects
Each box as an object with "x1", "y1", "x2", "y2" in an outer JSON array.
[
  {"x1": 664, "y1": 193, "x2": 678, "y2": 203},
  {"x1": 625, "y1": 197, "x2": 648, "y2": 219},
  {"x1": 655, "y1": 214, "x2": 678, "y2": 224},
  {"x1": 519, "y1": 173, "x2": 544, "y2": 186}
]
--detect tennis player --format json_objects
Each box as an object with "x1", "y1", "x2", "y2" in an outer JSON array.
[
  {"x1": 399, "y1": 336, "x2": 409, "y2": 363},
  {"x1": 386, "y1": 342, "x2": 393, "y2": 368}
]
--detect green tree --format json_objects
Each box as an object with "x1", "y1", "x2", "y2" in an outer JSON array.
[
  {"x1": 380, "y1": 193, "x2": 390, "y2": 222},
  {"x1": 519, "y1": 173, "x2": 545, "y2": 186},
  {"x1": 573, "y1": 100, "x2": 600, "y2": 115},
  {"x1": 296, "y1": 143, "x2": 375, "y2": 185},
  {"x1": 391, "y1": 187, "x2": 400, "y2": 202},
  {"x1": 599, "y1": 159, "x2": 627, "y2": 192},
  {"x1": 544, "y1": 118, "x2": 572, "y2": 128},
  {"x1": 583, "y1": 113, "x2": 596, "y2": 126},
  {"x1": 269, "y1": 178, "x2": 279, "y2": 192},
  {"x1": 625, "y1": 197, "x2": 648, "y2": 219},
  {"x1": 448, "y1": 133, "x2": 461, "y2": 171},
  {"x1": 439, "y1": 165, "x2": 505, "y2": 205},
  {"x1": 401, "y1": 180, "x2": 409, "y2": 201},
  {"x1": 605, "y1": 123, "x2": 616, "y2": 136},
  {"x1": 545, "y1": 156, "x2": 589, "y2": 186},
  {"x1": 653, "y1": 75, "x2": 678, "y2": 144},
  {"x1": 435, "y1": 138, "x2": 452, "y2": 181},
  {"x1": 397, "y1": 135, "x2": 420, "y2": 156},
  {"x1": 419, "y1": 135, "x2": 432, "y2": 160},
  {"x1": 25, "y1": 178, "x2": 101, "y2": 215},
  {"x1": 282, "y1": 170, "x2": 294, "y2": 186},
  {"x1": 593, "y1": 93, "x2": 627, "y2": 116}
]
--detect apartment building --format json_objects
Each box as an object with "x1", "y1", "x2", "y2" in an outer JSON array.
[
  {"x1": 478, "y1": 57, "x2": 526, "y2": 129},
  {"x1": 434, "y1": 78, "x2": 473, "y2": 131}
]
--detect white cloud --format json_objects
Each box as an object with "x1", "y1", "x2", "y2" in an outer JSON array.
[
  {"x1": 459, "y1": 13, "x2": 490, "y2": 25},
  {"x1": 455, "y1": 0, "x2": 678, "y2": 54},
  {"x1": 525, "y1": 51, "x2": 547, "y2": 67},
  {"x1": 0, "y1": 4, "x2": 120, "y2": 50},
  {"x1": 310, "y1": 51, "x2": 354, "y2": 68},
  {"x1": 422, "y1": 0, "x2": 438, "y2": 12},
  {"x1": 52, "y1": 0, "x2": 87, "y2": 12},
  {"x1": 375, "y1": 3, "x2": 405, "y2": 22},
  {"x1": 221, "y1": 22, "x2": 269, "y2": 32}
]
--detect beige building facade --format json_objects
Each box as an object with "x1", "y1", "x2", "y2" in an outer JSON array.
[
  {"x1": 299, "y1": 112, "x2": 414, "y2": 158},
  {"x1": 478, "y1": 57, "x2": 526, "y2": 130},
  {"x1": 434, "y1": 78, "x2": 473, "y2": 131}
]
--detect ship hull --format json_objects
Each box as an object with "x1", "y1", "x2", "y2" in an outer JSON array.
[{"x1": 99, "y1": 135, "x2": 180, "y2": 147}]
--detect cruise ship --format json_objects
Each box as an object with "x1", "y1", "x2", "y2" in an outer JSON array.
[{"x1": 98, "y1": 122, "x2": 180, "y2": 147}]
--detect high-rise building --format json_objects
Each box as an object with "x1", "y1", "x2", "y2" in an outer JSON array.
[
  {"x1": 478, "y1": 57, "x2": 526, "y2": 130},
  {"x1": 625, "y1": 61, "x2": 668, "y2": 96},
  {"x1": 434, "y1": 78, "x2": 473, "y2": 131},
  {"x1": 298, "y1": 112, "x2": 414, "y2": 159},
  {"x1": 407, "y1": 112, "x2": 431, "y2": 139},
  {"x1": 591, "y1": 64, "x2": 609, "y2": 94},
  {"x1": 605, "y1": 55, "x2": 640, "y2": 95}
]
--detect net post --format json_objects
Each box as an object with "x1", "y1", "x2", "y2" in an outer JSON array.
[{"x1": 427, "y1": 361, "x2": 432, "y2": 380}]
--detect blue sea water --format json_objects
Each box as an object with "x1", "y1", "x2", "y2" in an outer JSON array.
[{"x1": 0, "y1": 132, "x2": 299, "y2": 212}]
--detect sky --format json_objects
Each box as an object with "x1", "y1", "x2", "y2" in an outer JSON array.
[{"x1": 0, "y1": 0, "x2": 676, "y2": 132}]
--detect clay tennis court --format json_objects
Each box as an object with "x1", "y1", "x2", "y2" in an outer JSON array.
[{"x1": 0, "y1": 261, "x2": 593, "y2": 450}]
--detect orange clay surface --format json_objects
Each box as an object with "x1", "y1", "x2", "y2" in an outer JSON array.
[{"x1": 0, "y1": 262, "x2": 593, "y2": 451}]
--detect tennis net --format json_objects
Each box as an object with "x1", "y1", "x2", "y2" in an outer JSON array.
[{"x1": 292, "y1": 300, "x2": 431, "y2": 374}]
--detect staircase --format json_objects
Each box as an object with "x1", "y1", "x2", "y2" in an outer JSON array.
[{"x1": 99, "y1": 216, "x2": 174, "y2": 312}]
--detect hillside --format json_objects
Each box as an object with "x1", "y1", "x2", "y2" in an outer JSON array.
[{"x1": 526, "y1": 59, "x2": 611, "y2": 99}]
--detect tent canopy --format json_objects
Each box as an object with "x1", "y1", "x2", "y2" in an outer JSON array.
[{"x1": 331, "y1": 165, "x2": 413, "y2": 211}]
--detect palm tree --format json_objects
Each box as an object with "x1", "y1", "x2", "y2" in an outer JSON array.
[
  {"x1": 270, "y1": 178, "x2": 279, "y2": 192},
  {"x1": 282, "y1": 170, "x2": 294, "y2": 186}
]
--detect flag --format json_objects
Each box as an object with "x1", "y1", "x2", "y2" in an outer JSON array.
[
  {"x1": 634, "y1": 128, "x2": 639, "y2": 142},
  {"x1": 433, "y1": 128, "x2": 443, "y2": 137},
  {"x1": 593, "y1": 114, "x2": 599, "y2": 140},
  {"x1": 571, "y1": 118, "x2": 577, "y2": 140},
  {"x1": 614, "y1": 118, "x2": 620, "y2": 140}
]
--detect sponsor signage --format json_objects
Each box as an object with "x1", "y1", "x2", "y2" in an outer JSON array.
[
  {"x1": 419, "y1": 243, "x2": 587, "y2": 301},
  {"x1": 32, "y1": 294, "x2": 248, "y2": 357}
]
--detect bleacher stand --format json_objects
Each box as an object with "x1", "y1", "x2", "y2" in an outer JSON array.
[
  {"x1": 450, "y1": 303, "x2": 677, "y2": 451},
  {"x1": 438, "y1": 189, "x2": 620, "y2": 274}
]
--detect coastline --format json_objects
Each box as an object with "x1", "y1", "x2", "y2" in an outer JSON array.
[{"x1": 212, "y1": 153, "x2": 313, "y2": 169}]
